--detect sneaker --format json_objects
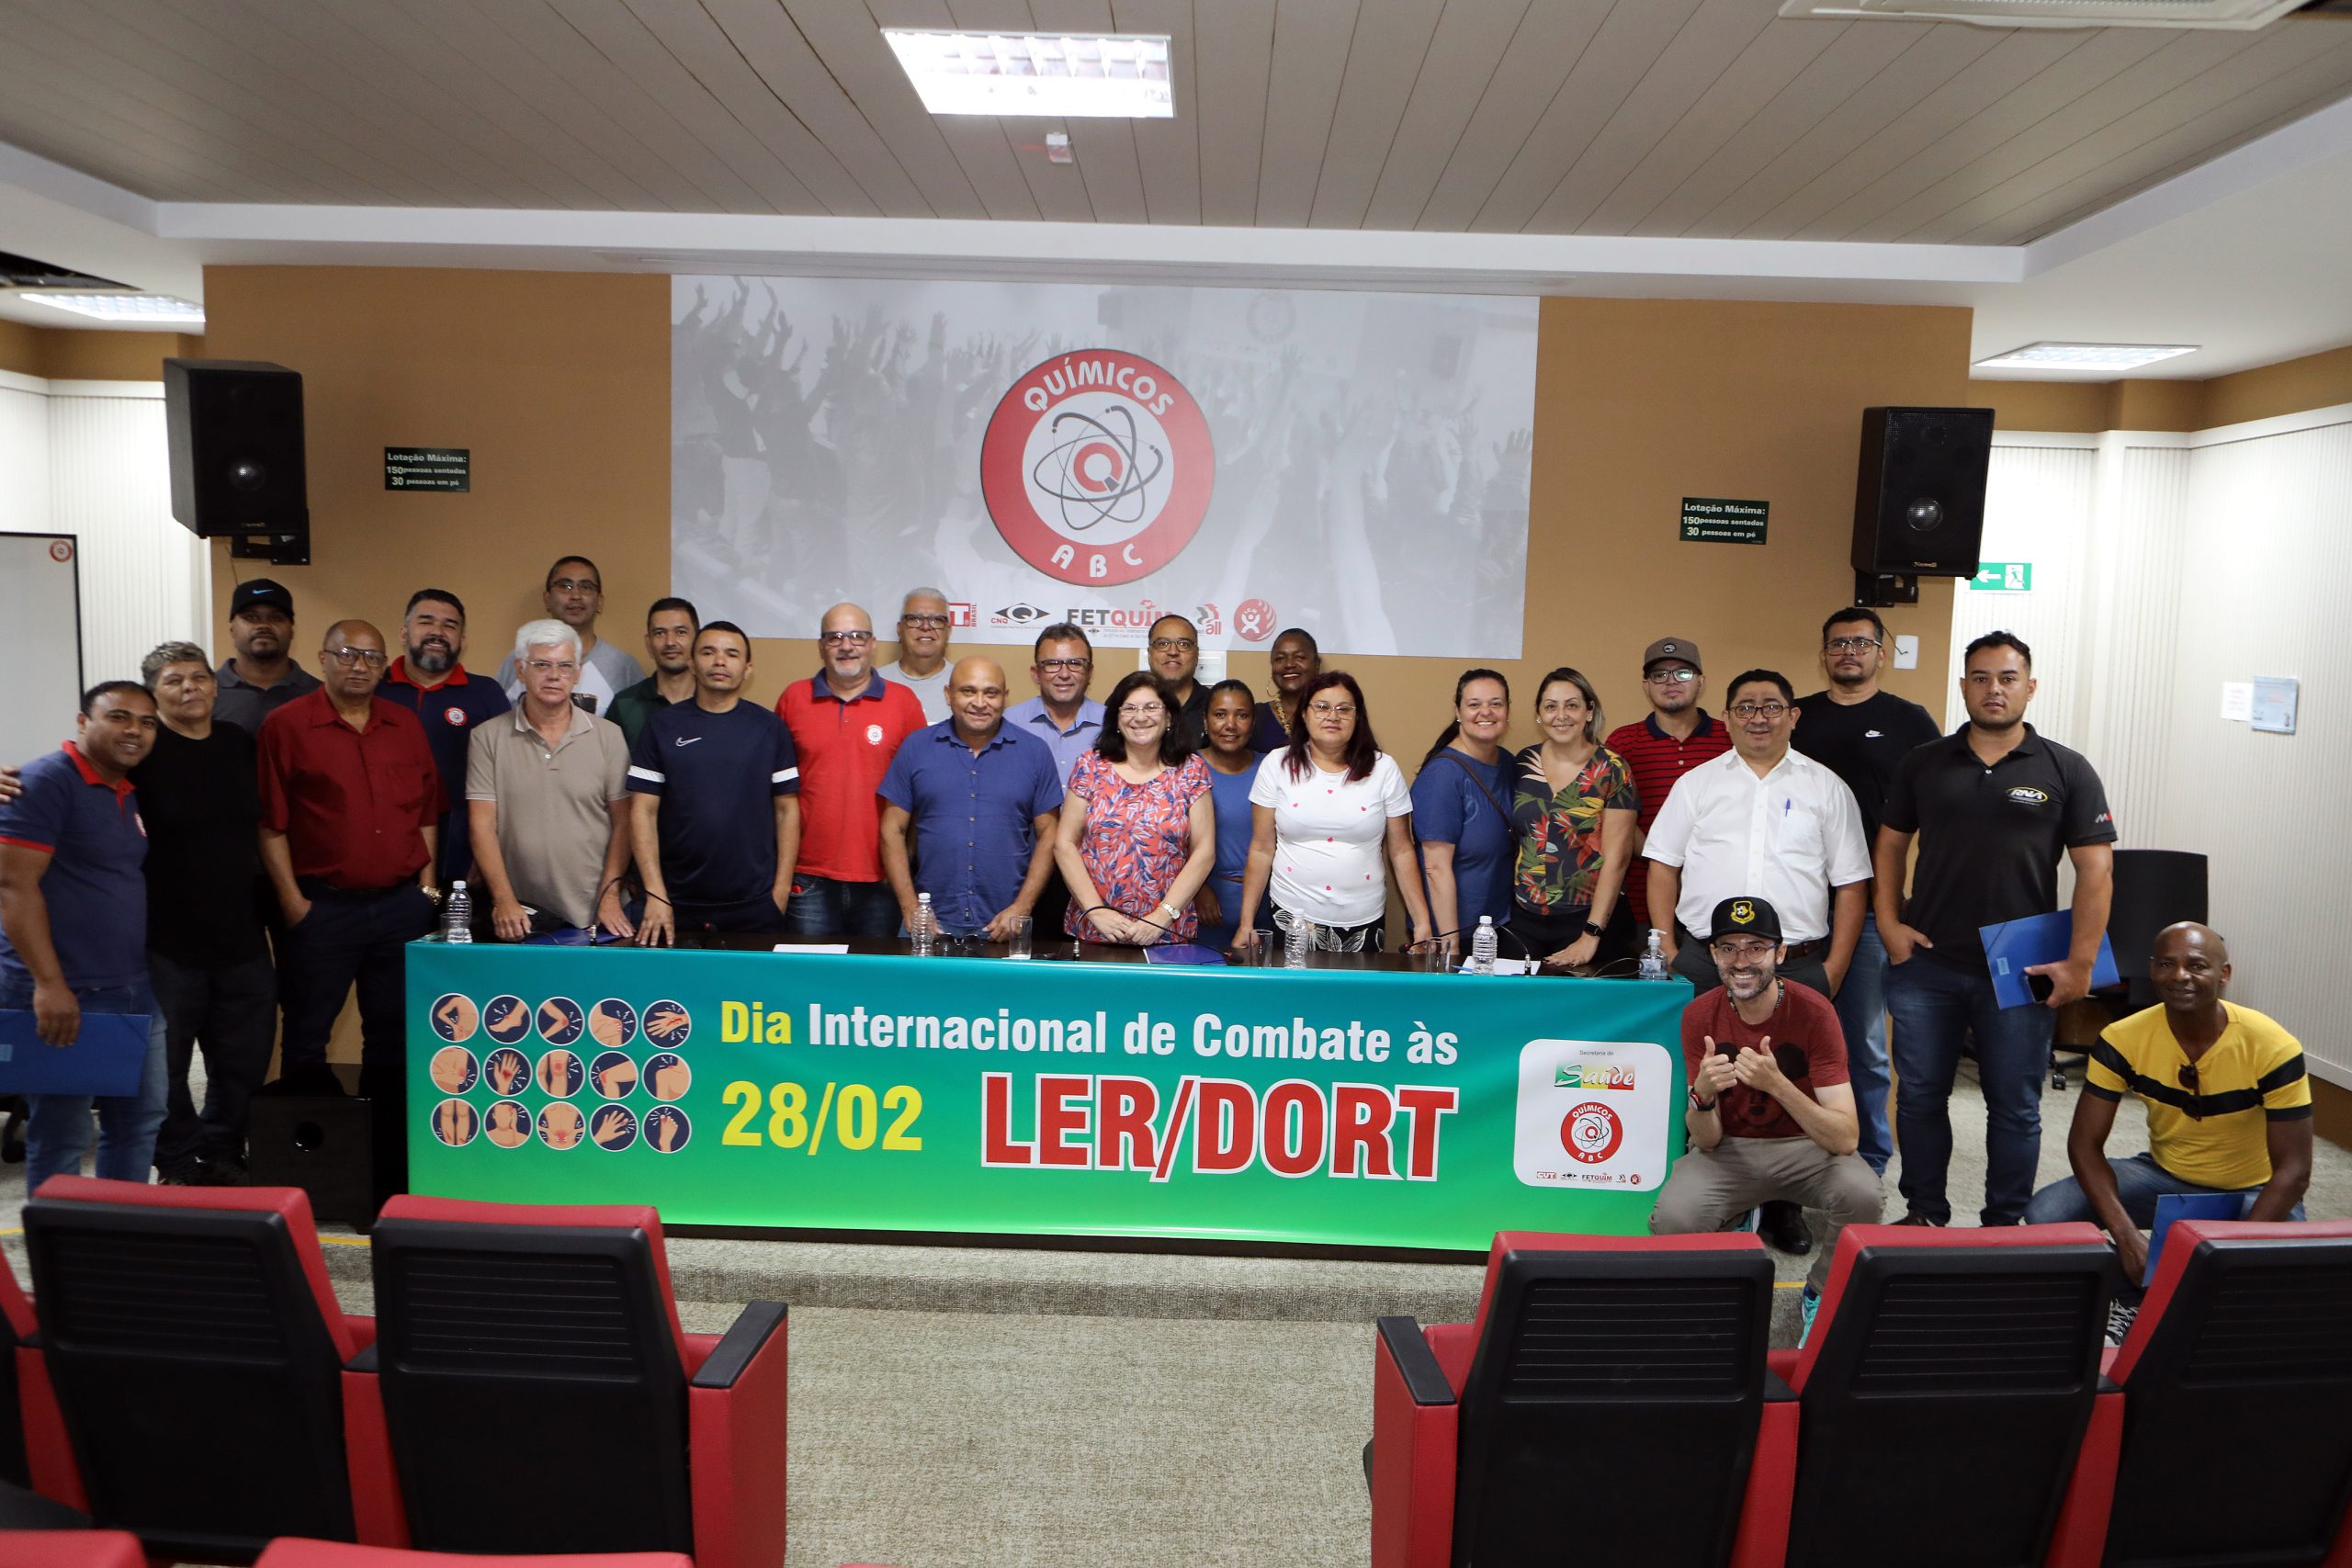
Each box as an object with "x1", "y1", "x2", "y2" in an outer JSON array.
[
  {"x1": 191, "y1": 1151, "x2": 249, "y2": 1186},
  {"x1": 2104, "y1": 1300, "x2": 2138, "y2": 1349},
  {"x1": 1799, "y1": 1285, "x2": 1822, "y2": 1348},
  {"x1": 1894, "y1": 1212, "x2": 1947, "y2": 1226}
]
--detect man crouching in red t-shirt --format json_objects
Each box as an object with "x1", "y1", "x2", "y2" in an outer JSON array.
[{"x1": 1648, "y1": 895, "x2": 1883, "y2": 1344}]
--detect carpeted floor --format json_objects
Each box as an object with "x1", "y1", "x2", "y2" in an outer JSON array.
[{"x1": 6, "y1": 1057, "x2": 2349, "y2": 1568}]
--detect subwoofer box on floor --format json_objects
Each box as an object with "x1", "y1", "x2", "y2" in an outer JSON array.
[{"x1": 248, "y1": 1094, "x2": 375, "y2": 1226}]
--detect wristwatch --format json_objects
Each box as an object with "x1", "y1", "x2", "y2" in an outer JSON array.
[{"x1": 1689, "y1": 1087, "x2": 1717, "y2": 1112}]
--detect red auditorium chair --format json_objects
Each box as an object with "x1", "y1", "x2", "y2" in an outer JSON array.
[
  {"x1": 254, "y1": 1540, "x2": 693, "y2": 1567},
  {"x1": 1371, "y1": 1231, "x2": 1792, "y2": 1568},
  {"x1": 2098, "y1": 1218, "x2": 2352, "y2": 1568},
  {"x1": 21, "y1": 1177, "x2": 381, "y2": 1563},
  {"x1": 0, "y1": 1249, "x2": 37, "y2": 1488},
  {"x1": 1763, "y1": 1223, "x2": 2122, "y2": 1568},
  {"x1": 350, "y1": 1196, "x2": 787, "y2": 1568},
  {"x1": 0, "y1": 1529, "x2": 145, "y2": 1568}
]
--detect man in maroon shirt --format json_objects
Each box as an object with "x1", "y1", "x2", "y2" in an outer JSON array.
[
  {"x1": 256, "y1": 618, "x2": 445, "y2": 1174},
  {"x1": 1648, "y1": 896, "x2": 1883, "y2": 1344},
  {"x1": 1604, "y1": 636, "x2": 1730, "y2": 935}
]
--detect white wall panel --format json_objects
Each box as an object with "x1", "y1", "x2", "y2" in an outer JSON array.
[
  {"x1": 0, "y1": 380, "x2": 51, "y2": 536},
  {"x1": 42, "y1": 386, "x2": 209, "y2": 685},
  {"x1": 1951, "y1": 442, "x2": 2096, "y2": 742}
]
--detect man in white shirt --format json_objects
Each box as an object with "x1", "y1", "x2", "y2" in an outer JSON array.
[
  {"x1": 874, "y1": 586, "x2": 954, "y2": 724},
  {"x1": 493, "y1": 555, "x2": 646, "y2": 716},
  {"x1": 1645, "y1": 667, "x2": 1871, "y2": 1001}
]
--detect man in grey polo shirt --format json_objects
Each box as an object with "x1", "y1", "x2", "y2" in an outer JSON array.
[
  {"x1": 212, "y1": 578, "x2": 321, "y2": 735},
  {"x1": 466, "y1": 619, "x2": 636, "y2": 940}
]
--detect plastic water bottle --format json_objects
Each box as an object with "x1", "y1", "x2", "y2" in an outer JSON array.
[
  {"x1": 1283, "y1": 914, "x2": 1308, "y2": 969},
  {"x1": 1637, "y1": 929, "x2": 1669, "y2": 981},
  {"x1": 440, "y1": 880, "x2": 472, "y2": 944},
  {"x1": 911, "y1": 892, "x2": 937, "y2": 957},
  {"x1": 1470, "y1": 916, "x2": 1498, "y2": 976}
]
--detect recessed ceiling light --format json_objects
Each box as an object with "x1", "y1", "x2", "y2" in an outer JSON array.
[
  {"x1": 883, "y1": 28, "x2": 1173, "y2": 118},
  {"x1": 1973, "y1": 342, "x2": 2198, "y2": 372},
  {"x1": 22, "y1": 292, "x2": 206, "y2": 325}
]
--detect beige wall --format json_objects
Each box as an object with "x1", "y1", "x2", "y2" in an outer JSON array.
[
  {"x1": 0, "y1": 323, "x2": 203, "y2": 380},
  {"x1": 198, "y1": 273, "x2": 1962, "y2": 762},
  {"x1": 1970, "y1": 337, "x2": 2352, "y2": 435}
]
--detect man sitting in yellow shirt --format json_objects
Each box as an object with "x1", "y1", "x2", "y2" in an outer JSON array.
[{"x1": 2026, "y1": 922, "x2": 2312, "y2": 1293}]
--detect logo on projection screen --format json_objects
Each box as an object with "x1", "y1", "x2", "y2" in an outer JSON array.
[{"x1": 980, "y1": 350, "x2": 1214, "y2": 587}]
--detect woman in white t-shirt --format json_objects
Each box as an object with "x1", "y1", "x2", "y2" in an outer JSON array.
[{"x1": 1235, "y1": 671, "x2": 1431, "y2": 953}]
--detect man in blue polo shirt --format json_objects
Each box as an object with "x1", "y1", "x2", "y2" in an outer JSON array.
[
  {"x1": 0, "y1": 682, "x2": 171, "y2": 1190},
  {"x1": 879, "y1": 656, "x2": 1064, "y2": 940},
  {"x1": 628, "y1": 621, "x2": 801, "y2": 942},
  {"x1": 377, "y1": 588, "x2": 510, "y2": 886}
]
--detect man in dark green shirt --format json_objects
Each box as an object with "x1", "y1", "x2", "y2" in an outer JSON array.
[{"x1": 607, "y1": 596, "x2": 698, "y2": 749}]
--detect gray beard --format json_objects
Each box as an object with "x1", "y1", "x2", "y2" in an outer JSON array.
[{"x1": 411, "y1": 643, "x2": 455, "y2": 674}]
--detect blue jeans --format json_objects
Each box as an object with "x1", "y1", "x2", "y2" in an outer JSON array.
[
  {"x1": 3, "y1": 974, "x2": 171, "y2": 1192},
  {"x1": 1833, "y1": 915, "x2": 1894, "y2": 1176},
  {"x1": 1886, "y1": 955, "x2": 2052, "y2": 1225},
  {"x1": 2024, "y1": 1150, "x2": 2306, "y2": 1229},
  {"x1": 786, "y1": 874, "x2": 901, "y2": 939}
]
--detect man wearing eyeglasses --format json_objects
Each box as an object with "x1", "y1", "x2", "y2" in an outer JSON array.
[
  {"x1": 1792, "y1": 607, "x2": 1941, "y2": 1183},
  {"x1": 1006, "y1": 624, "x2": 1105, "y2": 940},
  {"x1": 775, "y1": 603, "x2": 924, "y2": 939},
  {"x1": 1147, "y1": 615, "x2": 1211, "y2": 747},
  {"x1": 377, "y1": 589, "x2": 510, "y2": 889},
  {"x1": 255, "y1": 619, "x2": 445, "y2": 1190},
  {"x1": 1605, "y1": 637, "x2": 1730, "y2": 938},
  {"x1": 875, "y1": 587, "x2": 955, "y2": 724},
  {"x1": 1645, "y1": 668, "x2": 1871, "y2": 1260},
  {"x1": 492, "y1": 556, "x2": 645, "y2": 716},
  {"x1": 1876, "y1": 630, "x2": 2117, "y2": 1229}
]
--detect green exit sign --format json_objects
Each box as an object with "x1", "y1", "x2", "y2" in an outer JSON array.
[{"x1": 1971, "y1": 561, "x2": 2032, "y2": 592}]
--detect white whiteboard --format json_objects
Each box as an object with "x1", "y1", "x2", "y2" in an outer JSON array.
[{"x1": 0, "y1": 534, "x2": 85, "y2": 766}]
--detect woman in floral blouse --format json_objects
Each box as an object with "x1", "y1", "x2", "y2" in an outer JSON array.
[
  {"x1": 1054, "y1": 671, "x2": 1215, "y2": 945},
  {"x1": 1510, "y1": 667, "x2": 1639, "y2": 972}
]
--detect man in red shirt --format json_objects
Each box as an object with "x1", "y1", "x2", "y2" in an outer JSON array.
[
  {"x1": 777, "y1": 602, "x2": 926, "y2": 937},
  {"x1": 256, "y1": 618, "x2": 445, "y2": 1186},
  {"x1": 1604, "y1": 636, "x2": 1729, "y2": 934},
  {"x1": 1648, "y1": 896, "x2": 1883, "y2": 1343}
]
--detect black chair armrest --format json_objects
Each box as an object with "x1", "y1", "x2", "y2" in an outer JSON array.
[
  {"x1": 2097, "y1": 1373, "x2": 2121, "y2": 1396},
  {"x1": 1764, "y1": 1371, "x2": 1798, "y2": 1403},
  {"x1": 690, "y1": 1300, "x2": 787, "y2": 1390},
  {"x1": 345, "y1": 1342, "x2": 379, "y2": 1373},
  {"x1": 1376, "y1": 1314, "x2": 1455, "y2": 1406}
]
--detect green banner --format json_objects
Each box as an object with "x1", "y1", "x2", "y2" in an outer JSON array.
[{"x1": 407, "y1": 944, "x2": 1691, "y2": 1250}]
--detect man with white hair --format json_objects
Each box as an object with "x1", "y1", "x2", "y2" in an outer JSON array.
[
  {"x1": 465, "y1": 620, "x2": 636, "y2": 940},
  {"x1": 875, "y1": 586, "x2": 955, "y2": 724},
  {"x1": 378, "y1": 588, "x2": 509, "y2": 886}
]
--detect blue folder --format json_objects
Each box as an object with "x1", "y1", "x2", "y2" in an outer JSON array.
[
  {"x1": 2142, "y1": 1191, "x2": 2249, "y2": 1288},
  {"x1": 1979, "y1": 909, "x2": 2120, "y2": 1009},
  {"x1": 0, "y1": 1009, "x2": 152, "y2": 1096},
  {"x1": 1144, "y1": 943, "x2": 1229, "y2": 966}
]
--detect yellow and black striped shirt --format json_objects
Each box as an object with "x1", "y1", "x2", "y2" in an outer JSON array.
[{"x1": 2086, "y1": 1002, "x2": 2310, "y2": 1191}]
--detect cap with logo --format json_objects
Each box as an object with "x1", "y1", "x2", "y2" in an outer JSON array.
[
  {"x1": 1642, "y1": 637, "x2": 1701, "y2": 673},
  {"x1": 229, "y1": 578, "x2": 295, "y2": 620},
  {"x1": 1707, "y1": 896, "x2": 1782, "y2": 943}
]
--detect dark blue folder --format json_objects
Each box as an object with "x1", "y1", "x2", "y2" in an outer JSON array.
[
  {"x1": 0, "y1": 1009, "x2": 151, "y2": 1096},
  {"x1": 2142, "y1": 1191, "x2": 2249, "y2": 1288},
  {"x1": 1979, "y1": 909, "x2": 2120, "y2": 1009}
]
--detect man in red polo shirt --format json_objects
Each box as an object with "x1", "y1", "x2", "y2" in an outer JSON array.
[
  {"x1": 778, "y1": 602, "x2": 926, "y2": 938},
  {"x1": 1604, "y1": 636, "x2": 1730, "y2": 936},
  {"x1": 256, "y1": 620, "x2": 444, "y2": 1190}
]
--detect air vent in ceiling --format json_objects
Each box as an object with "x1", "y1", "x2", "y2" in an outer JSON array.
[
  {"x1": 1781, "y1": 0, "x2": 2310, "y2": 28},
  {"x1": 0, "y1": 251, "x2": 127, "y2": 291}
]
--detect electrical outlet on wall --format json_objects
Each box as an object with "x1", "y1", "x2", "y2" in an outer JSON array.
[{"x1": 1894, "y1": 635, "x2": 1919, "y2": 670}]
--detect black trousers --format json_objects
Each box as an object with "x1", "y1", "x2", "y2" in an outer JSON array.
[
  {"x1": 1506, "y1": 901, "x2": 1638, "y2": 974},
  {"x1": 277, "y1": 882, "x2": 435, "y2": 1194},
  {"x1": 1672, "y1": 924, "x2": 1832, "y2": 998},
  {"x1": 149, "y1": 949, "x2": 277, "y2": 1170}
]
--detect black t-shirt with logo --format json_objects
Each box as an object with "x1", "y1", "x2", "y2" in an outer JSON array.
[
  {"x1": 1792, "y1": 689, "x2": 1941, "y2": 840},
  {"x1": 1881, "y1": 725, "x2": 2117, "y2": 969}
]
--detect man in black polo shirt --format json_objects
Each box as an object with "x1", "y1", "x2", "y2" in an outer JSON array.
[
  {"x1": 138, "y1": 641, "x2": 276, "y2": 1184},
  {"x1": 1874, "y1": 630, "x2": 2116, "y2": 1228},
  {"x1": 1793, "y1": 606, "x2": 1940, "y2": 1181},
  {"x1": 212, "y1": 578, "x2": 321, "y2": 735}
]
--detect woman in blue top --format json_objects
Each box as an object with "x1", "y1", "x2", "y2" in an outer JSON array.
[
  {"x1": 1193, "y1": 679, "x2": 1262, "y2": 953},
  {"x1": 1412, "y1": 669, "x2": 1516, "y2": 960}
]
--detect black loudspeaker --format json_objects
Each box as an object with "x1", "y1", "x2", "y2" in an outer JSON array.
[
  {"x1": 162, "y1": 357, "x2": 308, "y2": 545},
  {"x1": 248, "y1": 1093, "x2": 376, "y2": 1227},
  {"x1": 2108, "y1": 849, "x2": 2209, "y2": 1008},
  {"x1": 1850, "y1": 406, "x2": 1994, "y2": 581}
]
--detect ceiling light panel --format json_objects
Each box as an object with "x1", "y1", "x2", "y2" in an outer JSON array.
[
  {"x1": 883, "y1": 29, "x2": 1173, "y2": 118},
  {"x1": 22, "y1": 292, "x2": 207, "y2": 325},
  {"x1": 1973, "y1": 342, "x2": 2199, "y2": 371}
]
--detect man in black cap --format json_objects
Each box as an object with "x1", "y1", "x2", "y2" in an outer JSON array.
[
  {"x1": 1648, "y1": 895, "x2": 1883, "y2": 1346},
  {"x1": 212, "y1": 579, "x2": 321, "y2": 735}
]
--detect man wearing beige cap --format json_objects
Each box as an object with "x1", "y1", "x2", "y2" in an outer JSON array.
[{"x1": 1604, "y1": 636, "x2": 1730, "y2": 936}]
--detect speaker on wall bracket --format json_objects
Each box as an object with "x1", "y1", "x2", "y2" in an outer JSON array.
[
  {"x1": 1850, "y1": 405, "x2": 1993, "y2": 608},
  {"x1": 163, "y1": 357, "x2": 308, "y2": 540},
  {"x1": 230, "y1": 514, "x2": 311, "y2": 566}
]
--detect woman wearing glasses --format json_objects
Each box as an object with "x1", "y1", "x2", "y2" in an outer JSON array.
[
  {"x1": 1054, "y1": 672, "x2": 1215, "y2": 946},
  {"x1": 1235, "y1": 671, "x2": 1432, "y2": 954},
  {"x1": 1510, "y1": 668, "x2": 1639, "y2": 973}
]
